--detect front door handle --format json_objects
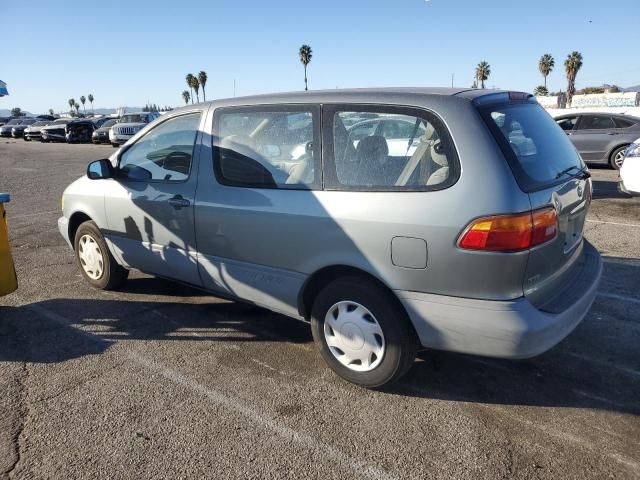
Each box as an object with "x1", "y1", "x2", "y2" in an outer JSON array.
[{"x1": 168, "y1": 195, "x2": 190, "y2": 209}]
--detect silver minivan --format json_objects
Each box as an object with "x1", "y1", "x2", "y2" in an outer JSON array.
[{"x1": 58, "y1": 88, "x2": 602, "y2": 388}]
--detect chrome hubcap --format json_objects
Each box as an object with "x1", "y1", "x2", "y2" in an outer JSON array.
[
  {"x1": 78, "y1": 234, "x2": 104, "y2": 280},
  {"x1": 324, "y1": 301, "x2": 385, "y2": 372}
]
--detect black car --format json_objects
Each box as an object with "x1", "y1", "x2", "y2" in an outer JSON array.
[
  {"x1": 555, "y1": 113, "x2": 640, "y2": 169},
  {"x1": 66, "y1": 117, "x2": 110, "y2": 143},
  {"x1": 11, "y1": 118, "x2": 37, "y2": 138},
  {"x1": 91, "y1": 118, "x2": 118, "y2": 144}
]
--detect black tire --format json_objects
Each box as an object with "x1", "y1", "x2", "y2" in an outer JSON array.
[
  {"x1": 609, "y1": 145, "x2": 628, "y2": 170},
  {"x1": 73, "y1": 221, "x2": 128, "y2": 290},
  {"x1": 310, "y1": 276, "x2": 418, "y2": 388},
  {"x1": 111, "y1": 143, "x2": 119, "y2": 148}
]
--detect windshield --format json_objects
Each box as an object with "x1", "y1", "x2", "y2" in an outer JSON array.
[
  {"x1": 120, "y1": 114, "x2": 148, "y2": 124},
  {"x1": 479, "y1": 102, "x2": 583, "y2": 191},
  {"x1": 102, "y1": 119, "x2": 117, "y2": 128},
  {"x1": 52, "y1": 119, "x2": 70, "y2": 125},
  {"x1": 7, "y1": 119, "x2": 22, "y2": 125},
  {"x1": 33, "y1": 121, "x2": 50, "y2": 126}
]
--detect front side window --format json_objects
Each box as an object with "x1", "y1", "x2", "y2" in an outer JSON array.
[
  {"x1": 118, "y1": 113, "x2": 201, "y2": 182},
  {"x1": 325, "y1": 107, "x2": 457, "y2": 190},
  {"x1": 213, "y1": 106, "x2": 320, "y2": 189},
  {"x1": 578, "y1": 115, "x2": 616, "y2": 130},
  {"x1": 556, "y1": 116, "x2": 578, "y2": 131}
]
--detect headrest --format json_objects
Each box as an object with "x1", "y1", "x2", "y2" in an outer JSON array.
[
  {"x1": 220, "y1": 135, "x2": 258, "y2": 159},
  {"x1": 356, "y1": 135, "x2": 388, "y2": 160}
]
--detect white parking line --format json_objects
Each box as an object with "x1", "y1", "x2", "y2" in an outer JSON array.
[
  {"x1": 26, "y1": 303, "x2": 400, "y2": 480},
  {"x1": 598, "y1": 292, "x2": 640, "y2": 305},
  {"x1": 586, "y1": 219, "x2": 640, "y2": 228}
]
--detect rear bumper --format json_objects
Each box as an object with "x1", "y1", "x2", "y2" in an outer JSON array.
[{"x1": 396, "y1": 241, "x2": 602, "y2": 359}]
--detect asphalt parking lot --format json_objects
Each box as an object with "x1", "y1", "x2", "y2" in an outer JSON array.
[{"x1": 1, "y1": 140, "x2": 639, "y2": 480}]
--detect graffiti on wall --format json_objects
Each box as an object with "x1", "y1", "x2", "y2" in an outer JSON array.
[{"x1": 571, "y1": 92, "x2": 639, "y2": 108}]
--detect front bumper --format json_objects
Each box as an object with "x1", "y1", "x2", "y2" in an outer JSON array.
[
  {"x1": 397, "y1": 241, "x2": 602, "y2": 359},
  {"x1": 58, "y1": 216, "x2": 72, "y2": 248},
  {"x1": 110, "y1": 134, "x2": 133, "y2": 145}
]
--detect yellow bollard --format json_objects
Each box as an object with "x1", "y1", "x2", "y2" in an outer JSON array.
[{"x1": 0, "y1": 193, "x2": 18, "y2": 296}]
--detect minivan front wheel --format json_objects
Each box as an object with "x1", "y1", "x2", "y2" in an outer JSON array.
[
  {"x1": 311, "y1": 277, "x2": 417, "y2": 388},
  {"x1": 74, "y1": 221, "x2": 128, "y2": 290}
]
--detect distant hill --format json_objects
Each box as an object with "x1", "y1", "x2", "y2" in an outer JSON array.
[{"x1": 623, "y1": 85, "x2": 640, "y2": 93}]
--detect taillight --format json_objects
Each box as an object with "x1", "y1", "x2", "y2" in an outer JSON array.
[{"x1": 458, "y1": 207, "x2": 557, "y2": 252}]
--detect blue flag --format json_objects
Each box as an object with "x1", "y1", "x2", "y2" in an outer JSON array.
[{"x1": 0, "y1": 80, "x2": 8, "y2": 96}]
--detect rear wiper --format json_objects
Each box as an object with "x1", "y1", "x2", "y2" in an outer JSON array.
[{"x1": 555, "y1": 165, "x2": 591, "y2": 180}]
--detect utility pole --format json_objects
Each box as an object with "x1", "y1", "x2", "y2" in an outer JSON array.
[
  {"x1": 233, "y1": 79, "x2": 236, "y2": 97},
  {"x1": 451, "y1": 73, "x2": 454, "y2": 88}
]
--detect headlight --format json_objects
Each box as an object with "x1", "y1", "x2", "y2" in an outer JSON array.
[
  {"x1": 61, "y1": 195, "x2": 65, "y2": 211},
  {"x1": 625, "y1": 143, "x2": 640, "y2": 158}
]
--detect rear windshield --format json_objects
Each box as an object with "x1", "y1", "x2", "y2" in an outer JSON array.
[
  {"x1": 120, "y1": 114, "x2": 148, "y2": 124},
  {"x1": 479, "y1": 102, "x2": 583, "y2": 191}
]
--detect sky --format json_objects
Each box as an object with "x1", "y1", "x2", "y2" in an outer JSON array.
[{"x1": 2, "y1": 0, "x2": 639, "y2": 114}]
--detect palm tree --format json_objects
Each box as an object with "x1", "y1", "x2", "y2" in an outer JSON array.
[
  {"x1": 198, "y1": 71, "x2": 208, "y2": 101},
  {"x1": 538, "y1": 54, "x2": 555, "y2": 89},
  {"x1": 182, "y1": 90, "x2": 191, "y2": 105},
  {"x1": 475, "y1": 61, "x2": 491, "y2": 89},
  {"x1": 88, "y1": 94, "x2": 94, "y2": 113},
  {"x1": 191, "y1": 76, "x2": 200, "y2": 102},
  {"x1": 299, "y1": 44, "x2": 312, "y2": 91},
  {"x1": 74, "y1": 101, "x2": 80, "y2": 116},
  {"x1": 533, "y1": 85, "x2": 549, "y2": 96},
  {"x1": 185, "y1": 74, "x2": 195, "y2": 104},
  {"x1": 48, "y1": 108, "x2": 54, "y2": 116},
  {"x1": 80, "y1": 95, "x2": 86, "y2": 114},
  {"x1": 564, "y1": 51, "x2": 583, "y2": 107}
]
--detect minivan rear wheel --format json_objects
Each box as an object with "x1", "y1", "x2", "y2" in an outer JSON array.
[
  {"x1": 74, "y1": 221, "x2": 128, "y2": 290},
  {"x1": 310, "y1": 276, "x2": 417, "y2": 388},
  {"x1": 610, "y1": 145, "x2": 628, "y2": 170}
]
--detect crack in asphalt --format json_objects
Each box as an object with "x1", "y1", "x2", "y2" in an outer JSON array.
[{"x1": 4, "y1": 362, "x2": 29, "y2": 479}]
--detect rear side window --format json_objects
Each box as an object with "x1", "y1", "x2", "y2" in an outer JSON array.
[
  {"x1": 479, "y1": 102, "x2": 583, "y2": 191},
  {"x1": 213, "y1": 105, "x2": 321, "y2": 189},
  {"x1": 324, "y1": 105, "x2": 458, "y2": 191},
  {"x1": 578, "y1": 115, "x2": 615, "y2": 130},
  {"x1": 614, "y1": 117, "x2": 635, "y2": 128}
]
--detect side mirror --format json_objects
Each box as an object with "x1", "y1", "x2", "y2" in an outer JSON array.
[{"x1": 87, "y1": 159, "x2": 114, "y2": 180}]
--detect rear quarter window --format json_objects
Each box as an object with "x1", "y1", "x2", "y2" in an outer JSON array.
[{"x1": 479, "y1": 102, "x2": 584, "y2": 192}]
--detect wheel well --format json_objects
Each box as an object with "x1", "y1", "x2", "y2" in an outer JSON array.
[
  {"x1": 609, "y1": 144, "x2": 630, "y2": 160},
  {"x1": 298, "y1": 265, "x2": 408, "y2": 322},
  {"x1": 68, "y1": 212, "x2": 92, "y2": 249}
]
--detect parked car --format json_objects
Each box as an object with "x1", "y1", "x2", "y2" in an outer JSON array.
[
  {"x1": 0, "y1": 117, "x2": 10, "y2": 127},
  {"x1": 59, "y1": 88, "x2": 602, "y2": 388},
  {"x1": 92, "y1": 118, "x2": 118, "y2": 144},
  {"x1": 40, "y1": 118, "x2": 71, "y2": 142},
  {"x1": 11, "y1": 118, "x2": 38, "y2": 138},
  {"x1": 109, "y1": 112, "x2": 160, "y2": 147},
  {"x1": 619, "y1": 138, "x2": 640, "y2": 196},
  {"x1": 66, "y1": 117, "x2": 110, "y2": 143},
  {"x1": 348, "y1": 116, "x2": 427, "y2": 156},
  {"x1": 0, "y1": 118, "x2": 27, "y2": 137},
  {"x1": 23, "y1": 120, "x2": 53, "y2": 141},
  {"x1": 554, "y1": 113, "x2": 640, "y2": 169}
]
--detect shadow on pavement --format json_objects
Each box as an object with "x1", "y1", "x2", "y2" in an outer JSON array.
[{"x1": 1, "y1": 255, "x2": 638, "y2": 415}]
